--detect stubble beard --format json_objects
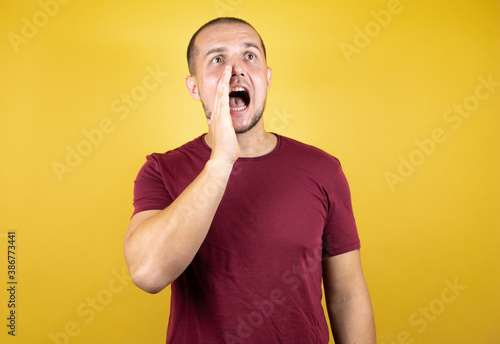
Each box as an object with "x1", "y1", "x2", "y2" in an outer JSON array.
[{"x1": 202, "y1": 98, "x2": 267, "y2": 134}]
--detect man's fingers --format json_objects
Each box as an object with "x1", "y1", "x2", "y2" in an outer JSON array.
[
  {"x1": 219, "y1": 65, "x2": 231, "y2": 93},
  {"x1": 208, "y1": 65, "x2": 239, "y2": 163},
  {"x1": 212, "y1": 66, "x2": 231, "y2": 123},
  {"x1": 216, "y1": 66, "x2": 231, "y2": 105}
]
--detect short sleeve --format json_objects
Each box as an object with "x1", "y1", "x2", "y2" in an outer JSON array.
[
  {"x1": 132, "y1": 154, "x2": 173, "y2": 217},
  {"x1": 322, "y1": 159, "x2": 361, "y2": 257}
]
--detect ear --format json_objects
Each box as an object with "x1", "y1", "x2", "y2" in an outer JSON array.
[
  {"x1": 266, "y1": 67, "x2": 272, "y2": 91},
  {"x1": 185, "y1": 76, "x2": 201, "y2": 101}
]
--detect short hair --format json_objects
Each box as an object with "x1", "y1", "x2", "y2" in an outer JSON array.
[{"x1": 187, "y1": 17, "x2": 267, "y2": 76}]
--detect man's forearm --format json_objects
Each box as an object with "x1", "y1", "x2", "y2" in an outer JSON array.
[
  {"x1": 328, "y1": 291, "x2": 376, "y2": 344},
  {"x1": 125, "y1": 66, "x2": 240, "y2": 294},
  {"x1": 124, "y1": 158, "x2": 234, "y2": 293}
]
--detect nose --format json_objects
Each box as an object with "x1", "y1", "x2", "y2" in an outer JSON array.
[{"x1": 229, "y1": 55, "x2": 245, "y2": 78}]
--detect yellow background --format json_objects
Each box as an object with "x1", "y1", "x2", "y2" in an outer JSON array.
[{"x1": 1, "y1": 0, "x2": 499, "y2": 343}]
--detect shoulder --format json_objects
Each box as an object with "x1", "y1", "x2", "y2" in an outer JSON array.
[
  {"x1": 137, "y1": 135, "x2": 210, "y2": 180},
  {"x1": 277, "y1": 135, "x2": 342, "y2": 171},
  {"x1": 147, "y1": 135, "x2": 209, "y2": 166},
  {"x1": 275, "y1": 135, "x2": 352, "y2": 203}
]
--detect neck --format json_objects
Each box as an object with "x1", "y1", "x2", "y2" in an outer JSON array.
[
  {"x1": 205, "y1": 122, "x2": 277, "y2": 158},
  {"x1": 237, "y1": 129, "x2": 277, "y2": 158}
]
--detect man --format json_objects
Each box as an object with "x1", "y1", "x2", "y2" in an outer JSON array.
[{"x1": 123, "y1": 17, "x2": 375, "y2": 343}]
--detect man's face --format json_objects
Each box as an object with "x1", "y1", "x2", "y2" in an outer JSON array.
[{"x1": 186, "y1": 22, "x2": 272, "y2": 134}]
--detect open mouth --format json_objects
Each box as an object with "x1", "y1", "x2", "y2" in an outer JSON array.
[{"x1": 229, "y1": 86, "x2": 250, "y2": 112}]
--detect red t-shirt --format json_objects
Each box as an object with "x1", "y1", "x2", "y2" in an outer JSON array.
[{"x1": 132, "y1": 134, "x2": 361, "y2": 344}]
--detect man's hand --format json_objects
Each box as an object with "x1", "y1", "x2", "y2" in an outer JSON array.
[{"x1": 206, "y1": 65, "x2": 240, "y2": 165}]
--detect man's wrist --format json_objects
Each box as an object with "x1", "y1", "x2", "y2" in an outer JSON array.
[{"x1": 204, "y1": 158, "x2": 234, "y2": 178}]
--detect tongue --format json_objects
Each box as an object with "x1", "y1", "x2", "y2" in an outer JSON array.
[{"x1": 229, "y1": 96, "x2": 245, "y2": 108}]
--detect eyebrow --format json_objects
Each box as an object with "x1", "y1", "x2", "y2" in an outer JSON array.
[
  {"x1": 204, "y1": 42, "x2": 262, "y2": 59},
  {"x1": 205, "y1": 47, "x2": 227, "y2": 59},
  {"x1": 243, "y1": 42, "x2": 261, "y2": 52}
]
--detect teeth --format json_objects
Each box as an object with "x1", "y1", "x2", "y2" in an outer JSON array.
[
  {"x1": 230, "y1": 104, "x2": 247, "y2": 112},
  {"x1": 229, "y1": 86, "x2": 248, "y2": 112},
  {"x1": 230, "y1": 86, "x2": 245, "y2": 92}
]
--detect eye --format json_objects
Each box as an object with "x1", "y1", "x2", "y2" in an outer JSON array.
[
  {"x1": 245, "y1": 53, "x2": 255, "y2": 60},
  {"x1": 212, "y1": 56, "x2": 223, "y2": 63}
]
